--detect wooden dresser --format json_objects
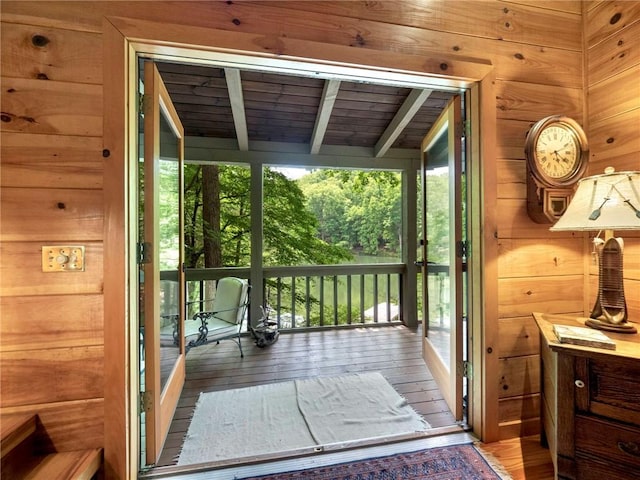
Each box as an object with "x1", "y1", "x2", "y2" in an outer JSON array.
[{"x1": 534, "y1": 312, "x2": 640, "y2": 480}]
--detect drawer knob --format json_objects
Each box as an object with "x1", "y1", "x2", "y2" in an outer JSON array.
[
  {"x1": 618, "y1": 441, "x2": 640, "y2": 458},
  {"x1": 574, "y1": 379, "x2": 585, "y2": 388}
]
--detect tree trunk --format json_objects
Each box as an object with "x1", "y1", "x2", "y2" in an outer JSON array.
[
  {"x1": 202, "y1": 164, "x2": 222, "y2": 268},
  {"x1": 184, "y1": 165, "x2": 202, "y2": 268},
  {"x1": 202, "y1": 165, "x2": 222, "y2": 305}
]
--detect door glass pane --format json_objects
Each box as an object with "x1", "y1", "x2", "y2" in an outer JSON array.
[
  {"x1": 425, "y1": 136, "x2": 451, "y2": 366},
  {"x1": 158, "y1": 108, "x2": 181, "y2": 392},
  {"x1": 416, "y1": 170, "x2": 424, "y2": 324}
]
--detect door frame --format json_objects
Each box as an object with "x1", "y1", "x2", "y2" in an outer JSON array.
[{"x1": 102, "y1": 17, "x2": 498, "y2": 478}]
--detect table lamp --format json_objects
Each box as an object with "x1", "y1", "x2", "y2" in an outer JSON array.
[{"x1": 550, "y1": 168, "x2": 640, "y2": 333}]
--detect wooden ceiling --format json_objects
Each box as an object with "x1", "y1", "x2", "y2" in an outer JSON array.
[{"x1": 155, "y1": 61, "x2": 456, "y2": 156}]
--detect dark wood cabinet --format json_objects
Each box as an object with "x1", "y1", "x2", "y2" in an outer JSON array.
[{"x1": 534, "y1": 313, "x2": 640, "y2": 480}]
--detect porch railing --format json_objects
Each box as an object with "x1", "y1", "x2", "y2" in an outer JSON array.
[
  {"x1": 263, "y1": 264, "x2": 403, "y2": 329},
  {"x1": 160, "y1": 263, "x2": 449, "y2": 333},
  {"x1": 183, "y1": 264, "x2": 404, "y2": 331}
]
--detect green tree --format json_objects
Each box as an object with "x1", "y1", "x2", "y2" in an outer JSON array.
[
  {"x1": 184, "y1": 165, "x2": 351, "y2": 269},
  {"x1": 184, "y1": 164, "x2": 203, "y2": 268},
  {"x1": 158, "y1": 159, "x2": 180, "y2": 270},
  {"x1": 202, "y1": 165, "x2": 222, "y2": 268},
  {"x1": 425, "y1": 172, "x2": 450, "y2": 264},
  {"x1": 303, "y1": 182, "x2": 350, "y2": 246},
  {"x1": 263, "y1": 168, "x2": 351, "y2": 266},
  {"x1": 300, "y1": 169, "x2": 402, "y2": 256}
]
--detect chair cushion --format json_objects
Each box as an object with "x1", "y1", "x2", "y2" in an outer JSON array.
[
  {"x1": 212, "y1": 277, "x2": 248, "y2": 325},
  {"x1": 206, "y1": 317, "x2": 241, "y2": 341}
]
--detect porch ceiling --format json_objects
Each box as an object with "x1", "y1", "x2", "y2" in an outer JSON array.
[{"x1": 155, "y1": 61, "x2": 457, "y2": 158}]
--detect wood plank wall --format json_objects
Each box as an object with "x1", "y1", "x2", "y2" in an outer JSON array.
[
  {"x1": 584, "y1": 2, "x2": 640, "y2": 333},
  {"x1": 0, "y1": 0, "x2": 637, "y2": 470},
  {"x1": 0, "y1": 17, "x2": 106, "y2": 453},
  {"x1": 496, "y1": 0, "x2": 640, "y2": 440}
]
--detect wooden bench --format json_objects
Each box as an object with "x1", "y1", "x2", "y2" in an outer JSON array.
[{"x1": 1, "y1": 414, "x2": 102, "y2": 479}]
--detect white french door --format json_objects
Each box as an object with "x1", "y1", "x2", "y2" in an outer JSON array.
[{"x1": 419, "y1": 95, "x2": 465, "y2": 420}]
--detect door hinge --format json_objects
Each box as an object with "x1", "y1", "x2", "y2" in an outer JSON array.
[
  {"x1": 138, "y1": 93, "x2": 146, "y2": 116},
  {"x1": 456, "y1": 240, "x2": 468, "y2": 258},
  {"x1": 461, "y1": 119, "x2": 471, "y2": 139},
  {"x1": 140, "y1": 390, "x2": 153, "y2": 412},
  {"x1": 137, "y1": 242, "x2": 151, "y2": 264},
  {"x1": 462, "y1": 360, "x2": 472, "y2": 379},
  {"x1": 454, "y1": 119, "x2": 471, "y2": 140}
]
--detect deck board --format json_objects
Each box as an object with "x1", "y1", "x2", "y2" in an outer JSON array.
[{"x1": 155, "y1": 324, "x2": 456, "y2": 466}]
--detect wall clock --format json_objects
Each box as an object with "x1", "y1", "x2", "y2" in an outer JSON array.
[{"x1": 524, "y1": 115, "x2": 589, "y2": 223}]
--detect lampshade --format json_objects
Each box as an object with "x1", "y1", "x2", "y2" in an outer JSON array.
[{"x1": 550, "y1": 169, "x2": 640, "y2": 232}]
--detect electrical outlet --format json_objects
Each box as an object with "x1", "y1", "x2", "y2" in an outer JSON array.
[{"x1": 42, "y1": 246, "x2": 85, "y2": 272}]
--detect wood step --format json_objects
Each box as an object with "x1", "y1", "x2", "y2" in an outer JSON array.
[
  {"x1": 15, "y1": 448, "x2": 103, "y2": 480},
  {"x1": 1, "y1": 414, "x2": 102, "y2": 479},
  {"x1": 1, "y1": 414, "x2": 36, "y2": 459},
  {"x1": 1, "y1": 448, "x2": 102, "y2": 480}
]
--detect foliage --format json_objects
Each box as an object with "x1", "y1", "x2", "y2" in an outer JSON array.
[
  {"x1": 184, "y1": 164, "x2": 352, "y2": 269},
  {"x1": 263, "y1": 168, "x2": 352, "y2": 266},
  {"x1": 183, "y1": 165, "x2": 453, "y2": 268},
  {"x1": 157, "y1": 159, "x2": 181, "y2": 270},
  {"x1": 424, "y1": 172, "x2": 451, "y2": 264},
  {"x1": 299, "y1": 170, "x2": 402, "y2": 256}
]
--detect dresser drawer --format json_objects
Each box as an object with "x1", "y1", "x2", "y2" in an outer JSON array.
[
  {"x1": 575, "y1": 455, "x2": 640, "y2": 480},
  {"x1": 575, "y1": 357, "x2": 640, "y2": 426},
  {"x1": 575, "y1": 415, "x2": 640, "y2": 469}
]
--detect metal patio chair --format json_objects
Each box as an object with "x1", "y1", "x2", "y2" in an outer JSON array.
[{"x1": 178, "y1": 277, "x2": 250, "y2": 356}]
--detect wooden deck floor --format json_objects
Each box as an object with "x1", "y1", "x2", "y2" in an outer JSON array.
[{"x1": 156, "y1": 324, "x2": 457, "y2": 466}]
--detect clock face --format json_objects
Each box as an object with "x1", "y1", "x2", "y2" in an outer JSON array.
[
  {"x1": 534, "y1": 123, "x2": 580, "y2": 180},
  {"x1": 525, "y1": 115, "x2": 588, "y2": 189}
]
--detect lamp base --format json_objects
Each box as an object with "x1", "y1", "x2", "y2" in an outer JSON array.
[
  {"x1": 587, "y1": 236, "x2": 636, "y2": 334},
  {"x1": 585, "y1": 318, "x2": 637, "y2": 334}
]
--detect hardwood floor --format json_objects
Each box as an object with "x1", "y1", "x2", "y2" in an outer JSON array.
[
  {"x1": 153, "y1": 324, "x2": 554, "y2": 479},
  {"x1": 156, "y1": 324, "x2": 457, "y2": 466},
  {"x1": 481, "y1": 435, "x2": 555, "y2": 480}
]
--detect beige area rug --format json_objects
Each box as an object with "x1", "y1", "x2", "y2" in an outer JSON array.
[{"x1": 177, "y1": 372, "x2": 431, "y2": 465}]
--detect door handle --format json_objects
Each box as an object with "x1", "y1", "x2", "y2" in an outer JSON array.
[{"x1": 414, "y1": 260, "x2": 425, "y2": 267}]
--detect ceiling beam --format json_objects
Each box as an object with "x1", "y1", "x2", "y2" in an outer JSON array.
[
  {"x1": 186, "y1": 147, "x2": 419, "y2": 170},
  {"x1": 185, "y1": 136, "x2": 419, "y2": 158},
  {"x1": 184, "y1": 137, "x2": 420, "y2": 169},
  {"x1": 374, "y1": 88, "x2": 433, "y2": 158},
  {"x1": 224, "y1": 68, "x2": 249, "y2": 151},
  {"x1": 310, "y1": 79, "x2": 341, "y2": 154}
]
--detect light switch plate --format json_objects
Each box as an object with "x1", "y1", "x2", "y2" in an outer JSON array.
[{"x1": 42, "y1": 246, "x2": 85, "y2": 272}]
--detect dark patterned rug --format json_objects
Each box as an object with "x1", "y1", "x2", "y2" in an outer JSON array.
[{"x1": 239, "y1": 443, "x2": 511, "y2": 479}]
